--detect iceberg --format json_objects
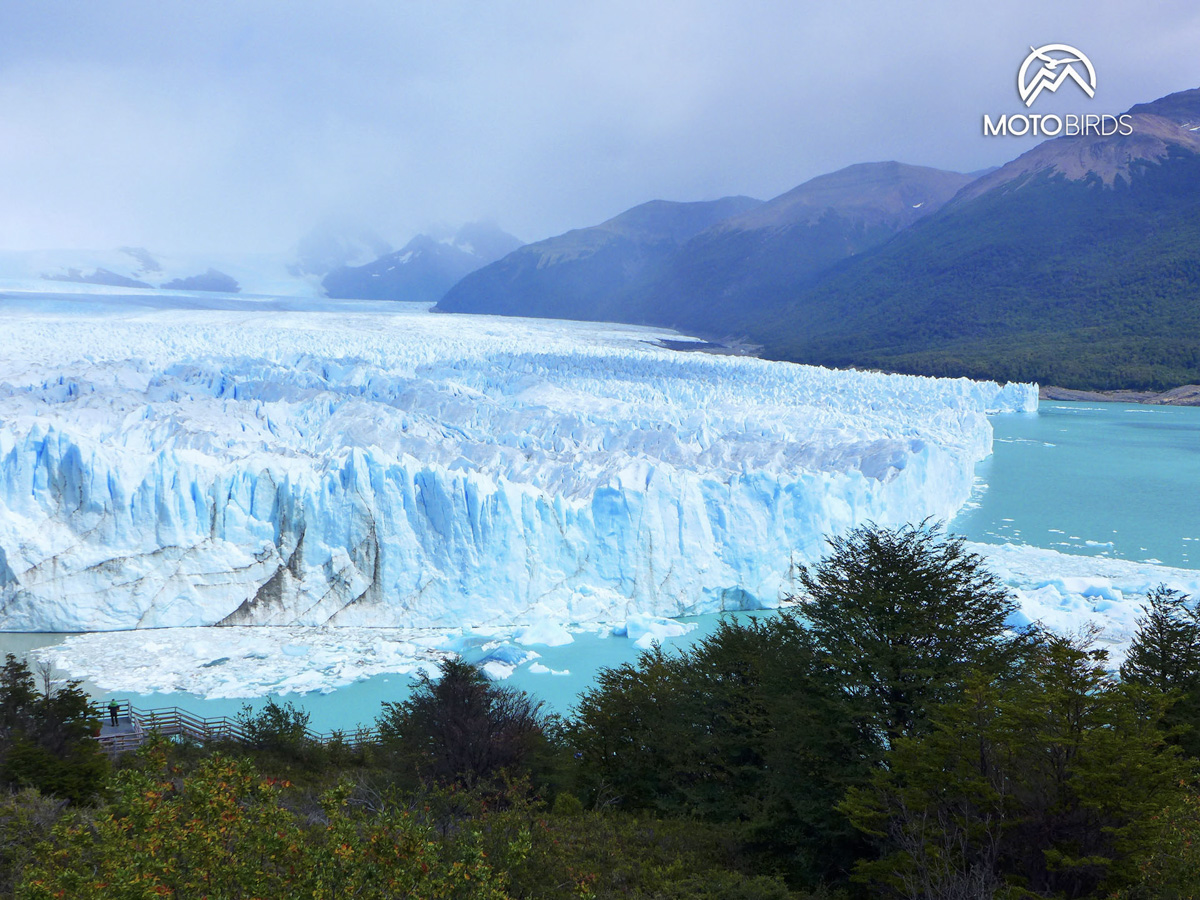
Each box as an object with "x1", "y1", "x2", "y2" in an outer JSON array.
[
  {"x1": 614, "y1": 612, "x2": 698, "y2": 649},
  {"x1": 967, "y1": 542, "x2": 1200, "y2": 664},
  {"x1": 0, "y1": 294, "x2": 1035, "y2": 633}
]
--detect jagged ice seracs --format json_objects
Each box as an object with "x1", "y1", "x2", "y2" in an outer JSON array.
[{"x1": 0, "y1": 296, "x2": 1036, "y2": 633}]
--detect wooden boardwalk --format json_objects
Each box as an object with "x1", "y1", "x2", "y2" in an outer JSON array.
[{"x1": 96, "y1": 700, "x2": 378, "y2": 755}]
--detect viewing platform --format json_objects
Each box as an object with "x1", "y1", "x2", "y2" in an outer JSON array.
[{"x1": 96, "y1": 700, "x2": 378, "y2": 755}]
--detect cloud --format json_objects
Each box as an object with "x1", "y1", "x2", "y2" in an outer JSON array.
[{"x1": 0, "y1": 0, "x2": 1196, "y2": 253}]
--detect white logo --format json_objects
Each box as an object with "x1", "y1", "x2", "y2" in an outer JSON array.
[{"x1": 1017, "y1": 44, "x2": 1096, "y2": 107}]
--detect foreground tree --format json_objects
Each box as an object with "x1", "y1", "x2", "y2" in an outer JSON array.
[
  {"x1": 1121, "y1": 584, "x2": 1200, "y2": 759},
  {"x1": 570, "y1": 613, "x2": 878, "y2": 887},
  {"x1": 378, "y1": 658, "x2": 553, "y2": 789},
  {"x1": 794, "y1": 521, "x2": 1021, "y2": 744},
  {"x1": 1118, "y1": 786, "x2": 1200, "y2": 899},
  {"x1": 0, "y1": 654, "x2": 106, "y2": 804},
  {"x1": 843, "y1": 632, "x2": 1187, "y2": 899}
]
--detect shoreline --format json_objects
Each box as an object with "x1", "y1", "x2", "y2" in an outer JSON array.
[{"x1": 1040, "y1": 384, "x2": 1200, "y2": 406}]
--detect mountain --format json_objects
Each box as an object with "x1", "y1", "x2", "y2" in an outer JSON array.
[
  {"x1": 322, "y1": 222, "x2": 521, "y2": 302},
  {"x1": 162, "y1": 268, "x2": 241, "y2": 293},
  {"x1": 1, "y1": 246, "x2": 316, "y2": 297},
  {"x1": 751, "y1": 88, "x2": 1200, "y2": 390},
  {"x1": 46, "y1": 267, "x2": 153, "y2": 289},
  {"x1": 435, "y1": 196, "x2": 762, "y2": 320},
  {"x1": 633, "y1": 162, "x2": 974, "y2": 333},
  {"x1": 291, "y1": 224, "x2": 392, "y2": 278},
  {"x1": 436, "y1": 164, "x2": 970, "y2": 329}
]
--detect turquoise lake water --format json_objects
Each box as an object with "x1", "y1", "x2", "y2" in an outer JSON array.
[
  {"x1": 952, "y1": 402, "x2": 1200, "y2": 569},
  {"x1": 6, "y1": 400, "x2": 1200, "y2": 730}
]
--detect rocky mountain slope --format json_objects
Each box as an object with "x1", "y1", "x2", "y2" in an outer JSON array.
[
  {"x1": 437, "y1": 87, "x2": 1200, "y2": 391},
  {"x1": 435, "y1": 196, "x2": 762, "y2": 319},
  {"x1": 752, "y1": 88, "x2": 1200, "y2": 389}
]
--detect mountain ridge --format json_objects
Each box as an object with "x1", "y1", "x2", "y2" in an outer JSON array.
[{"x1": 436, "y1": 85, "x2": 1200, "y2": 391}]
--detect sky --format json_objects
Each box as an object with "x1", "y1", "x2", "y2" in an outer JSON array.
[{"x1": 1, "y1": 0, "x2": 1197, "y2": 255}]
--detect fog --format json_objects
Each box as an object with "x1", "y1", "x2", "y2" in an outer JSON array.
[{"x1": 1, "y1": 0, "x2": 1196, "y2": 253}]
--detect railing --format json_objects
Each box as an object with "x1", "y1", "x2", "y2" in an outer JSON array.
[{"x1": 97, "y1": 699, "x2": 380, "y2": 755}]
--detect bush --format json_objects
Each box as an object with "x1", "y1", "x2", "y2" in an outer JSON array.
[
  {"x1": 237, "y1": 697, "x2": 313, "y2": 758},
  {"x1": 18, "y1": 751, "x2": 521, "y2": 899},
  {"x1": 377, "y1": 658, "x2": 555, "y2": 789},
  {"x1": 0, "y1": 788, "x2": 66, "y2": 896}
]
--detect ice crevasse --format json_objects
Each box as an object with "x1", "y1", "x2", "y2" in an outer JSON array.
[{"x1": 0, "y1": 301, "x2": 1036, "y2": 632}]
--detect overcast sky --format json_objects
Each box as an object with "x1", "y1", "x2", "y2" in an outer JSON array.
[{"x1": 1, "y1": 0, "x2": 1197, "y2": 254}]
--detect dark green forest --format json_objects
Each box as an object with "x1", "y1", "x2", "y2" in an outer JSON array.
[
  {"x1": 749, "y1": 151, "x2": 1200, "y2": 390},
  {"x1": 5, "y1": 524, "x2": 1200, "y2": 898}
]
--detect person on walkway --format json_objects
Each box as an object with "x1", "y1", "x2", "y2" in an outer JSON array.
[{"x1": 108, "y1": 699, "x2": 120, "y2": 726}]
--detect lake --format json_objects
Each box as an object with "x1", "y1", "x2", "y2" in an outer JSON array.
[{"x1": 5, "y1": 399, "x2": 1200, "y2": 730}]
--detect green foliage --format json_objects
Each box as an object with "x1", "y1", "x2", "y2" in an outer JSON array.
[
  {"x1": 1122, "y1": 586, "x2": 1200, "y2": 690},
  {"x1": 842, "y1": 632, "x2": 1187, "y2": 899},
  {"x1": 0, "y1": 789, "x2": 65, "y2": 897},
  {"x1": 754, "y1": 151, "x2": 1200, "y2": 391},
  {"x1": 570, "y1": 613, "x2": 877, "y2": 886},
  {"x1": 1118, "y1": 784, "x2": 1200, "y2": 899},
  {"x1": 378, "y1": 658, "x2": 555, "y2": 790},
  {"x1": 1121, "y1": 585, "x2": 1200, "y2": 759},
  {"x1": 795, "y1": 521, "x2": 1021, "y2": 744},
  {"x1": 0, "y1": 655, "x2": 106, "y2": 805},
  {"x1": 18, "y1": 749, "x2": 521, "y2": 899},
  {"x1": 502, "y1": 806, "x2": 811, "y2": 900},
  {"x1": 237, "y1": 696, "x2": 311, "y2": 754}
]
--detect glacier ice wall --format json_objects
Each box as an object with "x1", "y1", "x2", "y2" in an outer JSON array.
[{"x1": 0, "y1": 298, "x2": 1036, "y2": 631}]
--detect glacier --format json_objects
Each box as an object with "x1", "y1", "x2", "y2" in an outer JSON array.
[
  {"x1": 39, "y1": 543, "x2": 1197, "y2": 700},
  {"x1": 0, "y1": 293, "x2": 1035, "y2": 634}
]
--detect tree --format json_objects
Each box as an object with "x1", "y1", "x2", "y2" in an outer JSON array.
[
  {"x1": 1118, "y1": 787, "x2": 1200, "y2": 900},
  {"x1": 1121, "y1": 584, "x2": 1200, "y2": 758},
  {"x1": 1122, "y1": 586, "x2": 1200, "y2": 690},
  {"x1": 843, "y1": 632, "x2": 1187, "y2": 899},
  {"x1": 794, "y1": 521, "x2": 1021, "y2": 744},
  {"x1": 0, "y1": 654, "x2": 106, "y2": 804},
  {"x1": 570, "y1": 613, "x2": 878, "y2": 887},
  {"x1": 377, "y1": 658, "x2": 551, "y2": 789}
]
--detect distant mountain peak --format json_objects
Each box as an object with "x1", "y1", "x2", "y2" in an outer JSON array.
[
  {"x1": 716, "y1": 161, "x2": 972, "y2": 233},
  {"x1": 321, "y1": 221, "x2": 522, "y2": 302},
  {"x1": 955, "y1": 86, "x2": 1200, "y2": 203}
]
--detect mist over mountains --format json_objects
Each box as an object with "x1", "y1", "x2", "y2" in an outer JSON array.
[
  {"x1": 437, "y1": 197, "x2": 762, "y2": 321},
  {"x1": 437, "y1": 86, "x2": 1200, "y2": 391},
  {"x1": 323, "y1": 222, "x2": 522, "y2": 304},
  {"x1": 6, "y1": 85, "x2": 1199, "y2": 391}
]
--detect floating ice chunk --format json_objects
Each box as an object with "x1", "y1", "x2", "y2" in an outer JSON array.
[
  {"x1": 477, "y1": 642, "x2": 536, "y2": 667},
  {"x1": 621, "y1": 612, "x2": 698, "y2": 649},
  {"x1": 1036, "y1": 577, "x2": 1121, "y2": 601},
  {"x1": 513, "y1": 621, "x2": 575, "y2": 647},
  {"x1": 481, "y1": 661, "x2": 516, "y2": 680},
  {"x1": 528, "y1": 662, "x2": 571, "y2": 676}
]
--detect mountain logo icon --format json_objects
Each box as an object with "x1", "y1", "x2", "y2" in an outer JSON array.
[{"x1": 1017, "y1": 44, "x2": 1096, "y2": 107}]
